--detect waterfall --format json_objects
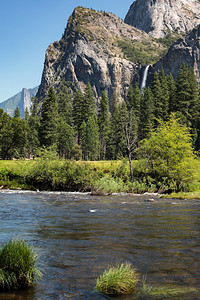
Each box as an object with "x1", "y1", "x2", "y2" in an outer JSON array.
[{"x1": 140, "y1": 65, "x2": 150, "y2": 90}]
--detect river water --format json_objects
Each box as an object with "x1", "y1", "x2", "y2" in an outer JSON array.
[{"x1": 0, "y1": 190, "x2": 199, "y2": 299}]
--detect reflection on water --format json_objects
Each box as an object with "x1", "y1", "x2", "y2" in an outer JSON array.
[{"x1": 0, "y1": 191, "x2": 199, "y2": 299}]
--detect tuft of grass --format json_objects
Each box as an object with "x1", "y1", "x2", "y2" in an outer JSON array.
[
  {"x1": 96, "y1": 263, "x2": 139, "y2": 295},
  {"x1": 138, "y1": 279, "x2": 198, "y2": 298},
  {"x1": 0, "y1": 239, "x2": 42, "y2": 291}
]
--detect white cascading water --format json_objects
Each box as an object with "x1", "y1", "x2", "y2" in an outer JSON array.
[{"x1": 140, "y1": 65, "x2": 150, "y2": 90}]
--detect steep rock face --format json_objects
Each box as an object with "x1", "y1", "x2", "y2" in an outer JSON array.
[
  {"x1": 0, "y1": 87, "x2": 38, "y2": 118},
  {"x1": 36, "y1": 7, "x2": 162, "y2": 103},
  {"x1": 148, "y1": 24, "x2": 200, "y2": 84},
  {"x1": 125, "y1": 0, "x2": 200, "y2": 38}
]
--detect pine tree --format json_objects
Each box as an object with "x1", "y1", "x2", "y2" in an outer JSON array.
[
  {"x1": 121, "y1": 106, "x2": 138, "y2": 182},
  {"x1": 39, "y1": 87, "x2": 59, "y2": 148},
  {"x1": 118, "y1": 102, "x2": 130, "y2": 157},
  {"x1": 106, "y1": 99, "x2": 120, "y2": 159},
  {"x1": 14, "y1": 107, "x2": 20, "y2": 118},
  {"x1": 166, "y1": 73, "x2": 176, "y2": 114},
  {"x1": 57, "y1": 82, "x2": 73, "y2": 126},
  {"x1": 12, "y1": 114, "x2": 27, "y2": 158},
  {"x1": 73, "y1": 90, "x2": 85, "y2": 140},
  {"x1": 83, "y1": 83, "x2": 96, "y2": 121},
  {"x1": 79, "y1": 121, "x2": 87, "y2": 159},
  {"x1": 26, "y1": 97, "x2": 40, "y2": 158},
  {"x1": 85, "y1": 114, "x2": 100, "y2": 160},
  {"x1": 159, "y1": 67, "x2": 169, "y2": 120},
  {"x1": 126, "y1": 84, "x2": 141, "y2": 120},
  {"x1": 72, "y1": 84, "x2": 96, "y2": 144},
  {"x1": 139, "y1": 87, "x2": 155, "y2": 139},
  {"x1": 0, "y1": 111, "x2": 14, "y2": 159},
  {"x1": 57, "y1": 120, "x2": 74, "y2": 159},
  {"x1": 98, "y1": 90, "x2": 110, "y2": 159},
  {"x1": 150, "y1": 72, "x2": 164, "y2": 121}
]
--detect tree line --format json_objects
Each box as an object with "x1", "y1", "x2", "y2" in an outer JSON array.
[{"x1": 0, "y1": 64, "x2": 200, "y2": 161}]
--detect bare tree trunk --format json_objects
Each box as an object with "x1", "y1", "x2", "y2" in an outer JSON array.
[{"x1": 128, "y1": 151, "x2": 134, "y2": 183}]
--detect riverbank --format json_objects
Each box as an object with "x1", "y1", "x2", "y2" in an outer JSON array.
[{"x1": 0, "y1": 159, "x2": 200, "y2": 199}]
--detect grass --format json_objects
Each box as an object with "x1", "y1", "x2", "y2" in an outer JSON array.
[
  {"x1": 0, "y1": 239, "x2": 41, "y2": 291},
  {"x1": 96, "y1": 266, "x2": 198, "y2": 297},
  {"x1": 138, "y1": 279, "x2": 198, "y2": 298},
  {"x1": 0, "y1": 158, "x2": 200, "y2": 196},
  {"x1": 162, "y1": 191, "x2": 200, "y2": 199},
  {"x1": 95, "y1": 263, "x2": 139, "y2": 295}
]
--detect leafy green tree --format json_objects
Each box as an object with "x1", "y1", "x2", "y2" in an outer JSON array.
[
  {"x1": 98, "y1": 91, "x2": 110, "y2": 159},
  {"x1": 39, "y1": 87, "x2": 59, "y2": 148},
  {"x1": 139, "y1": 114, "x2": 197, "y2": 192}
]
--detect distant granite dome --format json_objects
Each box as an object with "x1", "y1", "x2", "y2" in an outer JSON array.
[
  {"x1": 124, "y1": 0, "x2": 200, "y2": 38},
  {"x1": 0, "y1": 87, "x2": 38, "y2": 118}
]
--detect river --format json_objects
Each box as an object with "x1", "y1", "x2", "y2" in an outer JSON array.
[{"x1": 0, "y1": 190, "x2": 199, "y2": 299}]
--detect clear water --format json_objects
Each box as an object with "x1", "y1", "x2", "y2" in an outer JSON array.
[{"x1": 0, "y1": 190, "x2": 199, "y2": 299}]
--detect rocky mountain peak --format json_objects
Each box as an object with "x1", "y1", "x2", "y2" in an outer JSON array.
[
  {"x1": 125, "y1": 0, "x2": 200, "y2": 38},
  {"x1": 36, "y1": 7, "x2": 163, "y2": 103}
]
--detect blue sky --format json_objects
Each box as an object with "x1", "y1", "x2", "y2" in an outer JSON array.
[{"x1": 0, "y1": 0, "x2": 133, "y2": 102}]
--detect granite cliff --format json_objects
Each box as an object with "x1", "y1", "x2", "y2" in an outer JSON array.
[
  {"x1": 125, "y1": 0, "x2": 200, "y2": 38},
  {"x1": 36, "y1": 3, "x2": 200, "y2": 105},
  {"x1": 146, "y1": 24, "x2": 200, "y2": 85},
  {"x1": 36, "y1": 7, "x2": 165, "y2": 103},
  {"x1": 0, "y1": 87, "x2": 38, "y2": 118}
]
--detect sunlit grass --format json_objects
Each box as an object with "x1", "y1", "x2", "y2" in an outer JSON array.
[
  {"x1": 0, "y1": 239, "x2": 42, "y2": 291},
  {"x1": 96, "y1": 263, "x2": 139, "y2": 295},
  {"x1": 138, "y1": 280, "x2": 198, "y2": 298}
]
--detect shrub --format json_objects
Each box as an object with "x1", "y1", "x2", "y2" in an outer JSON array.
[
  {"x1": 96, "y1": 263, "x2": 139, "y2": 295},
  {"x1": 94, "y1": 175, "x2": 127, "y2": 193},
  {"x1": 0, "y1": 239, "x2": 41, "y2": 291}
]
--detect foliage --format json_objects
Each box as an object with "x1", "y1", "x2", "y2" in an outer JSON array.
[
  {"x1": 98, "y1": 91, "x2": 110, "y2": 159},
  {"x1": 139, "y1": 114, "x2": 197, "y2": 192},
  {"x1": 94, "y1": 175, "x2": 127, "y2": 193},
  {"x1": 39, "y1": 87, "x2": 59, "y2": 148},
  {"x1": 117, "y1": 39, "x2": 163, "y2": 65},
  {"x1": 23, "y1": 156, "x2": 99, "y2": 191},
  {"x1": 0, "y1": 239, "x2": 41, "y2": 291},
  {"x1": 96, "y1": 263, "x2": 139, "y2": 295},
  {"x1": 138, "y1": 279, "x2": 197, "y2": 299}
]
